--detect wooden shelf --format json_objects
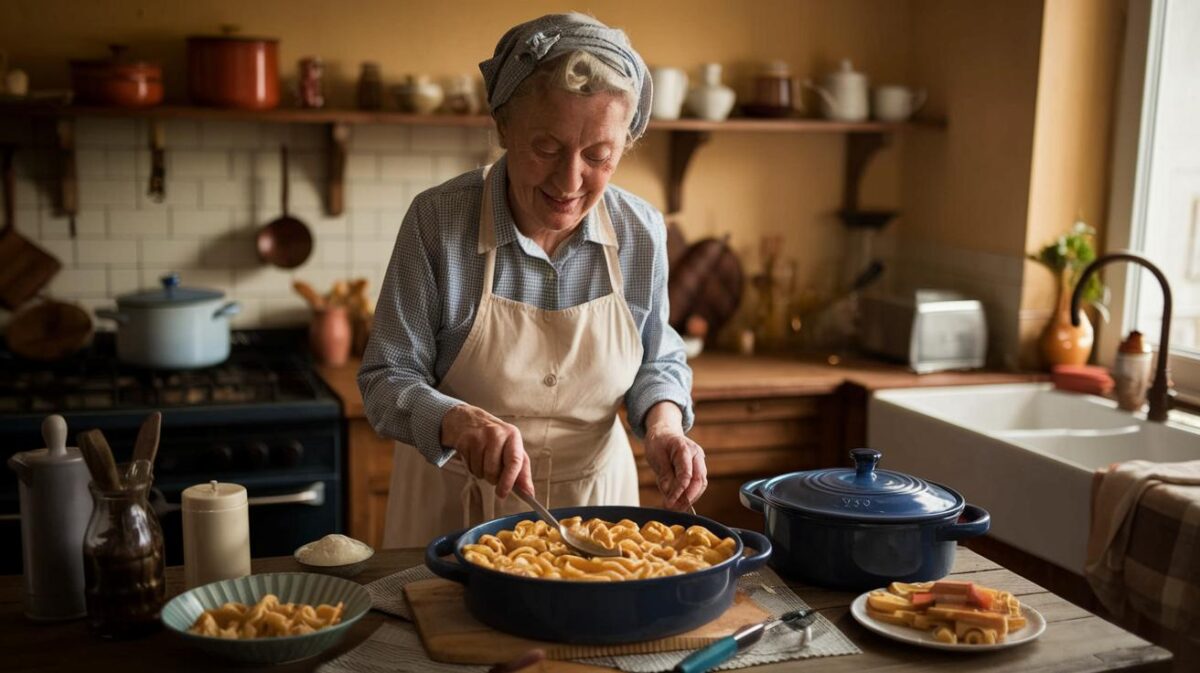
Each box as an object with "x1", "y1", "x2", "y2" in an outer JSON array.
[{"x1": 0, "y1": 102, "x2": 945, "y2": 223}]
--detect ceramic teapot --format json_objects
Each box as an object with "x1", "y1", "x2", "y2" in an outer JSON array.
[{"x1": 804, "y1": 59, "x2": 869, "y2": 122}]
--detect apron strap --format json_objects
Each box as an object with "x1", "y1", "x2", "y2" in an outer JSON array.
[{"x1": 595, "y1": 197, "x2": 625, "y2": 298}]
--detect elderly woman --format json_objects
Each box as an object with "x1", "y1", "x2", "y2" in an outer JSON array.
[{"x1": 359, "y1": 13, "x2": 706, "y2": 548}]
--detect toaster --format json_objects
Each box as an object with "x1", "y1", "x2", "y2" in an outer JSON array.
[{"x1": 860, "y1": 290, "x2": 987, "y2": 373}]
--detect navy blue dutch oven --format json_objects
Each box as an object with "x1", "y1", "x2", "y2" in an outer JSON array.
[
  {"x1": 425, "y1": 505, "x2": 771, "y2": 644},
  {"x1": 740, "y1": 448, "x2": 989, "y2": 590}
]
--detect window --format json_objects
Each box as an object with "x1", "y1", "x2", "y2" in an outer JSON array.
[{"x1": 1106, "y1": 0, "x2": 1200, "y2": 404}]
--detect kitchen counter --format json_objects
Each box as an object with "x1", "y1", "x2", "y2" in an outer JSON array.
[
  {"x1": 318, "y1": 354, "x2": 1044, "y2": 419},
  {"x1": 0, "y1": 547, "x2": 1169, "y2": 672}
]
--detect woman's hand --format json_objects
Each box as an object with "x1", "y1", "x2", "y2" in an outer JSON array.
[
  {"x1": 441, "y1": 404, "x2": 534, "y2": 499},
  {"x1": 642, "y1": 401, "x2": 707, "y2": 511}
]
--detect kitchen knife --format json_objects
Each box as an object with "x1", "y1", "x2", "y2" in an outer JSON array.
[{"x1": 672, "y1": 608, "x2": 816, "y2": 673}]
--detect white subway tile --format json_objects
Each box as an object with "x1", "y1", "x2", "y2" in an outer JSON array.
[
  {"x1": 172, "y1": 209, "x2": 234, "y2": 238},
  {"x1": 201, "y1": 121, "x2": 262, "y2": 149},
  {"x1": 347, "y1": 183, "x2": 405, "y2": 209},
  {"x1": 106, "y1": 149, "x2": 139, "y2": 178},
  {"x1": 140, "y1": 267, "x2": 232, "y2": 290},
  {"x1": 77, "y1": 118, "x2": 138, "y2": 148},
  {"x1": 164, "y1": 120, "x2": 201, "y2": 149},
  {"x1": 170, "y1": 150, "x2": 231, "y2": 178},
  {"x1": 258, "y1": 302, "x2": 309, "y2": 328},
  {"x1": 38, "y1": 239, "x2": 75, "y2": 265},
  {"x1": 108, "y1": 268, "x2": 142, "y2": 295},
  {"x1": 435, "y1": 155, "x2": 481, "y2": 181},
  {"x1": 256, "y1": 178, "x2": 322, "y2": 211},
  {"x1": 380, "y1": 154, "x2": 434, "y2": 181},
  {"x1": 135, "y1": 178, "x2": 201, "y2": 210},
  {"x1": 376, "y1": 209, "x2": 407, "y2": 240},
  {"x1": 45, "y1": 211, "x2": 105, "y2": 239},
  {"x1": 141, "y1": 239, "x2": 203, "y2": 266},
  {"x1": 319, "y1": 239, "x2": 349, "y2": 266},
  {"x1": 14, "y1": 177, "x2": 41, "y2": 208},
  {"x1": 351, "y1": 237, "x2": 391, "y2": 267},
  {"x1": 200, "y1": 234, "x2": 260, "y2": 269},
  {"x1": 77, "y1": 240, "x2": 136, "y2": 266},
  {"x1": 46, "y1": 268, "x2": 108, "y2": 297},
  {"x1": 201, "y1": 178, "x2": 253, "y2": 208},
  {"x1": 353, "y1": 124, "x2": 409, "y2": 151},
  {"x1": 233, "y1": 267, "x2": 295, "y2": 298},
  {"x1": 79, "y1": 178, "x2": 137, "y2": 206},
  {"x1": 347, "y1": 211, "x2": 379, "y2": 237},
  {"x1": 296, "y1": 267, "x2": 347, "y2": 294},
  {"x1": 286, "y1": 124, "x2": 324, "y2": 150},
  {"x1": 76, "y1": 149, "x2": 106, "y2": 178},
  {"x1": 108, "y1": 210, "x2": 169, "y2": 239},
  {"x1": 410, "y1": 126, "x2": 466, "y2": 152},
  {"x1": 228, "y1": 297, "x2": 262, "y2": 328},
  {"x1": 346, "y1": 154, "x2": 378, "y2": 180}
]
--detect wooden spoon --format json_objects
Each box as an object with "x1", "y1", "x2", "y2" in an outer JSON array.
[
  {"x1": 77, "y1": 429, "x2": 122, "y2": 491},
  {"x1": 132, "y1": 411, "x2": 162, "y2": 468},
  {"x1": 292, "y1": 280, "x2": 325, "y2": 310}
]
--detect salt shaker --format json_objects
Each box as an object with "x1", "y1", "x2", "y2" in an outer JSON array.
[
  {"x1": 1114, "y1": 330, "x2": 1153, "y2": 411},
  {"x1": 7, "y1": 415, "x2": 91, "y2": 621},
  {"x1": 182, "y1": 480, "x2": 251, "y2": 588}
]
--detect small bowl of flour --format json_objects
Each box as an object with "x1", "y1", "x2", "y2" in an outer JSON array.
[{"x1": 294, "y1": 534, "x2": 375, "y2": 578}]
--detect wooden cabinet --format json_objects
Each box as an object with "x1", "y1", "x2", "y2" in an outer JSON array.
[{"x1": 345, "y1": 393, "x2": 845, "y2": 547}]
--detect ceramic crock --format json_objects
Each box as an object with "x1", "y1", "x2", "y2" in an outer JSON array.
[
  {"x1": 740, "y1": 448, "x2": 990, "y2": 590},
  {"x1": 95, "y1": 273, "x2": 240, "y2": 370},
  {"x1": 425, "y1": 505, "x2": 771, "y2": 644},
  {"x1": 186, "y1": 29, "x2": 280, "y2": 109}
]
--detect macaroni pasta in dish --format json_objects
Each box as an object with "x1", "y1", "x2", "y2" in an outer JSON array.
[
  {"x1": 188, "y1": 594, "x2": 345, "y2": 639},
  {"x1": 462, "y1": 517, "x2": 737, "y2": 581}
]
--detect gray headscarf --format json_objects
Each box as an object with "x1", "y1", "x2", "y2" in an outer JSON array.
[{"x1": 479, "y1": 13, "x2": 653, "y2": 140}]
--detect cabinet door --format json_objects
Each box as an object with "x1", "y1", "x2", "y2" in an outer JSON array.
[{"x1": 347, "y1": 418, "x2": 394, "y2": 549}]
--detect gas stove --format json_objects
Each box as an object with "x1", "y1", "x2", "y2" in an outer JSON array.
[{"x1": 1, "y1": 330, "x2": 345, "y2": 574}]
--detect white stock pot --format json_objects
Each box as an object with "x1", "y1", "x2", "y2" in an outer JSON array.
[{"x1": 95, "y1": 273, "x2": 240, "y2": 369}]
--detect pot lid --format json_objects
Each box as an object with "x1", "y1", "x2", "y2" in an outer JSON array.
[
  {"x1": 118, "y1": 273, "x2": 224, "y2": 307},
  {"x1": 759, "y1": 449, "x2": 964, "y2": 523}
]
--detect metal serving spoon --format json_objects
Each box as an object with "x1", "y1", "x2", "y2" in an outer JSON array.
[{"x1": 511, "y1": 488, "x2": 623, "y2": 558}]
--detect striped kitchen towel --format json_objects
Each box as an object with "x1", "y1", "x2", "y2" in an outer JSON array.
[{"x1": 1086, "y1": 459, "x2": 1200, "y2": 638}]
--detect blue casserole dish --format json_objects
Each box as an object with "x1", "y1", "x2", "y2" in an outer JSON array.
[
  {"x1": 740, "y1": 449, "x2": 990, "y2": 590},
  {"x1": 425, "y1": 505, "x2": 771, "y2": 644}
]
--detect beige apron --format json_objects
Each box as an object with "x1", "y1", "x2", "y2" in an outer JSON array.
[{"x1": 382, "y1": 164, "x2": 643, "y2": 549}]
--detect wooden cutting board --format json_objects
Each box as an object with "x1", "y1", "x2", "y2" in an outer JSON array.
[{"x1": 405, "y1": 578, "x2": 770, "y2": 664}]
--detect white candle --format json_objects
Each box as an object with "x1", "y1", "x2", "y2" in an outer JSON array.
[{"x1": 182, "y1": 481, "x2": 251, "y2": 589}]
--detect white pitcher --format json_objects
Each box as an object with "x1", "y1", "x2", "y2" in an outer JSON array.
[
  {"x1": 650, "y1": 67, "x2": 688, "y2": 120},
  {"x1": 804, "y1": 59, "x2": 869, "y2": 122}
]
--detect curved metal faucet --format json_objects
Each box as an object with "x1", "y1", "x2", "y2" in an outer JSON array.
[{"x1": 1070, "y1": 251, "x2": 1173, "y2": 422}]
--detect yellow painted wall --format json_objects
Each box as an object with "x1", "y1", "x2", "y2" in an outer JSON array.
[
  {"x1": 1018, "y1": 0, "x2": 1124, "y2": 367},
  {"x1": 0, "y1": 0, "x2": 913, "y2": 292}
]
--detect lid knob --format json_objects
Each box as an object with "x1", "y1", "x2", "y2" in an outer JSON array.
[
  {"x1": 42, "y1": 415, "x2": 68, "y2": 459},
  {"x1": 161, "y1": 272, "x2": 180, "y2": 298},
  {"x1": 850, "y1": 448, "x2": 881, "y2": 483}
]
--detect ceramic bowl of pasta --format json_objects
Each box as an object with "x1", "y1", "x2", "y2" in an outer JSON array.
[
  {"x1": 425, "y1": 505, "x2": 772, "y2": 645},
  {"x1": 160, "y1": 572, "x2": 372, "y2": 664}
]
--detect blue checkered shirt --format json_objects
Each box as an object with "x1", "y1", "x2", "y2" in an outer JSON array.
[{"x1": 358, "y1": 155, "x2": 693, "y2": 466}]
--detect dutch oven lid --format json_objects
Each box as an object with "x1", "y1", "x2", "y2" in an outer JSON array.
[
  {"x1": 760, "y1": 448, "x2": 964, "y2": 523},
  {"x1": 119, "y1": 273, "x2": 224, "y2": 307}
]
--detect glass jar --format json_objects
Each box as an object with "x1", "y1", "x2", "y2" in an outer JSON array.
[
  {"x1": 298, "y1": 56, "x2": 324, "y2": 109},
  {"x1": 356, "y1": 62, "x2": 383, "y2": 110},
  {"x1": 83, "y1": 480, "x2": 165, "y2": 639}
]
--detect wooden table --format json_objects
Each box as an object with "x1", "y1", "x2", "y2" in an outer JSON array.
[{"x1": 0, "y1": 547, "x2": 1170, "y2": 673}]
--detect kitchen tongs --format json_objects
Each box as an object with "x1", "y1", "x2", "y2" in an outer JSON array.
[{"x1": 672, "y1": 608, "x2": 817, "y2": 673}]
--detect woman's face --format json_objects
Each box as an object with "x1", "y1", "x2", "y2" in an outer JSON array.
[{"x1": 500, "y1": 87, "x2": 630, "y2": 238}]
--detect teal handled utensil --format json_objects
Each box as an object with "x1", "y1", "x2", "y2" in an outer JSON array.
[{"x1": 672, "y1": 608, "x2": 817, "y2": 673}]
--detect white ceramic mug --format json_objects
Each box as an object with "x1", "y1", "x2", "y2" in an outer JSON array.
[
  {"x1": 872, "y1": 85, "x2": 927, "y2": 122},
  {"x1": 650, "y1": 67, "x2": 688, "y2": 120}
]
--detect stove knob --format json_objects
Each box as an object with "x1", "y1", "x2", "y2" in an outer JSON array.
[
  {"x1": 205, "y1": 444, "x2": 233, "y2": 471},
  {"x1": 239, "y1": 441, "x2": 270, "y2": 470},
  {"x1": 272, "y1": 440, "x2": 304, "y2": 468}
]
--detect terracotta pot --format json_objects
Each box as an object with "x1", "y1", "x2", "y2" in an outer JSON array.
[
  {"x1": 69, "y1": 45, "x2": 163, "y2": 108},
  {"x1": 1040, "y1": 271, "x2": 1094, "y2": 368},
  {"x1": 186, "y1": 28, "x2": 279, "y2": 109},
  {"x1": 310, "y1": 306, "x2": 351, "y2": 366}
]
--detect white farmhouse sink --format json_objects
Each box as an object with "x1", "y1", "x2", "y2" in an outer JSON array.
[{"x1": 868, "y1": 383, "x2": 1200, "y2": 574}]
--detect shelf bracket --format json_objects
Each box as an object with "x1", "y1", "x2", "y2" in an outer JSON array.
[
  {"x1": 667, "y1": 130, "x2": 711, "y2": 215},
  {"x1": 55, "y1": 117, "x2": 78, "y2": 237},
  {"x1": 326, "y1": 122, "x2": 350, "y2": 217},
  {"x1": 838, "y1": 132, "x2": 898, "y2": 229}
]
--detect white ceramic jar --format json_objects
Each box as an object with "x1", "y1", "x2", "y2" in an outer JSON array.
[
  {"x1": 182, "y1": 481, "x2": 251, "y2": 589},
  {"x1": 686, "y1": 63, "x2": 736, "y2": 121},
  {"x1": 650, "y1": 67, "x2": 688, "y2": 120},
  {"x1": 95, "y1": 273, "x2": 240, "y2": 369}
]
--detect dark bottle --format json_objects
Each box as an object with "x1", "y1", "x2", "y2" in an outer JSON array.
[{"x1": 83, "y1": 480, "x2": 166, "y2": 639}]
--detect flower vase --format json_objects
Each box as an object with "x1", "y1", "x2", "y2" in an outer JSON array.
[{"x1": 1040, "y1": 271, "x2": 1094, "y2": 368}]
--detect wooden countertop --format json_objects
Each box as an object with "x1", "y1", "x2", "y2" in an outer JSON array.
[
  {"x1": 0, "y1": 547, "x2": 1168, "y2": 672},
  {"x1": 319, "y1": 354, "x2": 1044, "y2": 419}
]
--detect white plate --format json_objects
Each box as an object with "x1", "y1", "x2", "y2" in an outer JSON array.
[{"x1": 849, "y1": 591, "x2": 1046, "y2": 652}]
